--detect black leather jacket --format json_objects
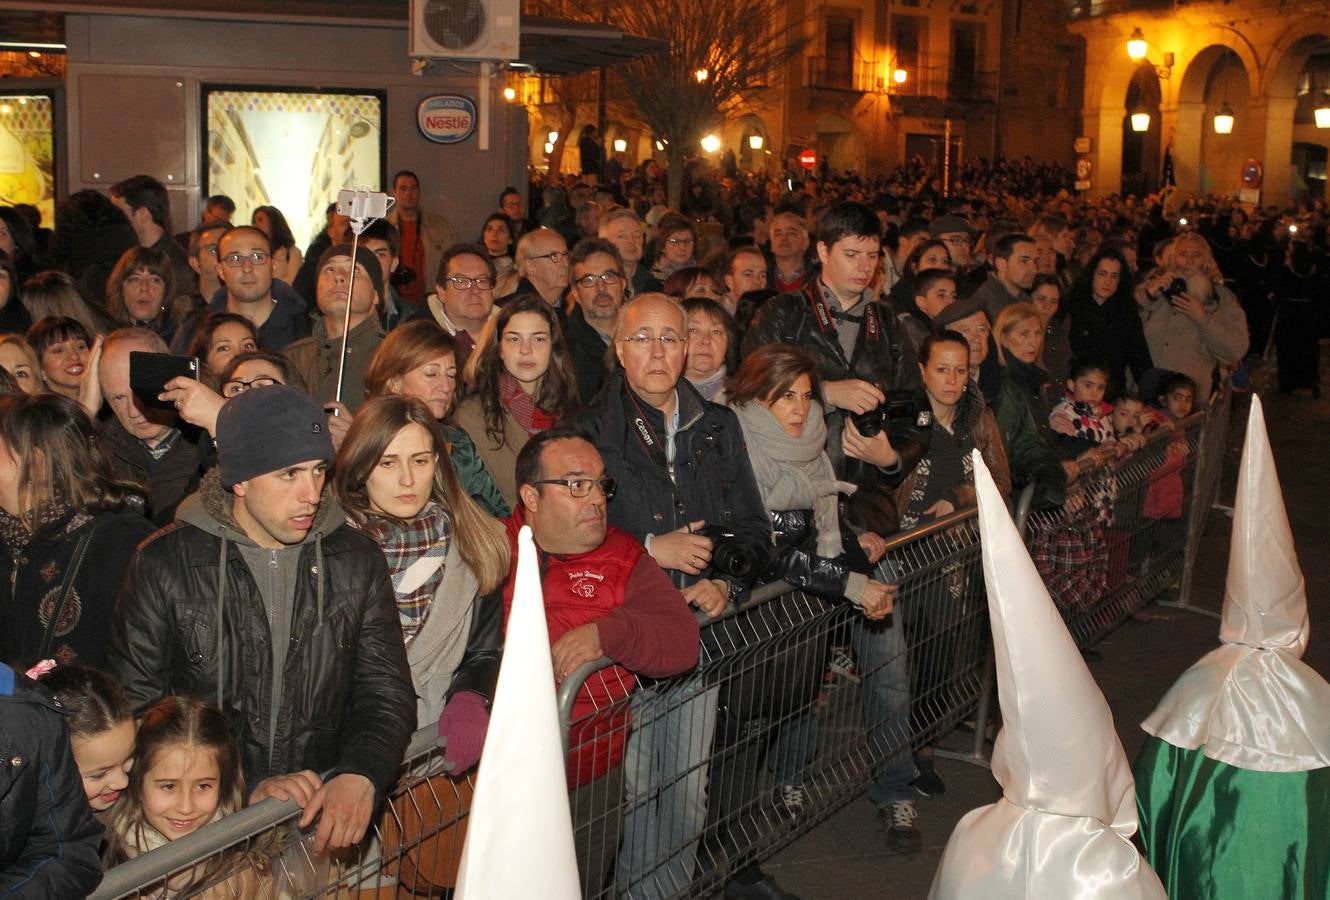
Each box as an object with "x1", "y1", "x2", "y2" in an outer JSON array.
[
  {"x1": 742, "y1": 281, "x2": 925, "y2": 535},
  {"x1": 109, "y1": 475, "x2": 416, "y2": 801},
  {"x1": 761, "y1": 508, "x2": 871, "y2": 599}
]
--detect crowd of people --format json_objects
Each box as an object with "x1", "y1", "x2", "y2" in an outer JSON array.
[{"x1": 0, "y1": 150, "x2": 1305, "y2": 899}]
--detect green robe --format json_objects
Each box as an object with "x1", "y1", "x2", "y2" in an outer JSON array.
[{"x1": 1134, "y1": 735, "x2": 1330, "y2": 900}]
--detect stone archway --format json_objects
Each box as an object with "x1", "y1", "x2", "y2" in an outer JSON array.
[
  {"x1": 1175, "y1": 45, "x2": 1253, "y2": 195},
  {"x1": 1264, "y1": 28, "x2": 1330, "y2": 203},
  {"x1": 1122, "y1": 65, "x2": 1163, "y2": 195},
  {"x1": 814, "y1": 113, "x2": 866, "y2": 175}
]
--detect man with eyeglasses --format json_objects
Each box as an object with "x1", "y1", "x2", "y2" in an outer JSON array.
[
  {"x1": 420, "y1": 242, "x2": 498, "y2": 370},
  {"x1": 564, "y1": 238, "x2": 627, "y2": 404},
  {"x1": 575, "y1": 292, "x2": 770, "y2": 900},
  {"x1": 504, "y1": 227, "x2": 570, "y2": 310},
  {"x1": 599, "y1": 207, "x2": 660, "y2": 298},
  {"x1": 929, "y1": 213, "x2": 984, "y2": 296},
  {"x1": 505, "y1": 427, "x2": 700, "y2": 898},
  {"x1": 172, "y1": 225, "x2": 310, "y2": 353},
  {"x1": 285, "y1": 244, "x2": 386, "y2": 415}
]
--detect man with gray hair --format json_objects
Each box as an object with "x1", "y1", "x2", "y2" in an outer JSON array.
[
  {"x1": 97, "y1": 327, "x2": 214, "y2": 524},
  {"x1": 501, "y1": 227, "x2": 570, "y2": 311},
  {"x1": 599, "y1": 207, "x2": 660, "y2": 297}
]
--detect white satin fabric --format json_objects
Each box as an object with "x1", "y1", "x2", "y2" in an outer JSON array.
[
  {"x1": 929, "y1": 803, "x2": 1166, "y2": 900},
  {"x1": 928, "y1": 453, "x2": 1165, "y2": 900},
  {"x1": 1142, "y1": 396, "x2": 1330, "y2": 773}
]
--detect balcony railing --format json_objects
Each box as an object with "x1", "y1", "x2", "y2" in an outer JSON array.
[{"x1": 805, "y1": 55, "x2": 876, "y2": 93}]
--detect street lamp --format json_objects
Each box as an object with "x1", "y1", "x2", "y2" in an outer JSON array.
[
  {"x1": 893, "y1": 67, "x2": 908, "y2": 85},
  {"x1": 1316, "y1": 95, "x2": 1330, "y2": 128},
  {"x1": 748, "y1": 134, "x2": 764, "y2": 150},
  {"x1": 547, "y1": 130, "x2": 559, "y2": 143},
  {"x1": 1213, "y1": 103, "x2": 1235, "y2": 135},
  {"x1": 502, "y1": 86, "x2": 517, "y2": 102},
  {"x1": 613, "y1": 138, "x2": 627, "y2": 153},
  {"x1": 1127, "y1": 28, "x2": 1148, "y2": 62},
  {"x1": 694, "y1": 68, "x2": 709, "y2": 83},
  {"x1": 1130, "y1": 107, "x2": 1151, "y2": 132},
  {"x1": 700, "y1": 133, "x2": 721, "y2": 153}
]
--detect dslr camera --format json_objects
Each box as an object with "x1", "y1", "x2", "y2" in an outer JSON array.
[
  {"x1": 851, "y1": 390, "x2": 923, "y2": 438},
  {"x1": 697, "y1": 525, "x2": 769, "y2": 582},
  {"x1": 1161, "y1": 276, "x2": 1189, "y2": 301}
]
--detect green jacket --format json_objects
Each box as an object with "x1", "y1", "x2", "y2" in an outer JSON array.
[
  {"x1": 995, "y1": 373, "x2": 1066, "y2": 508},
  {"x1": 443, "y1": 424, "x2": 511, "y2": 517}
]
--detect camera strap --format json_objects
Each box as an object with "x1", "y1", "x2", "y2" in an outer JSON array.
[{"x1": 622, "y1": 388, "x2": 674, "y2": 474}]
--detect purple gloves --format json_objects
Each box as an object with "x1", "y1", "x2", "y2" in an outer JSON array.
[{"x1": 437, "y1": 691, "x2": 490, "y2": 773}]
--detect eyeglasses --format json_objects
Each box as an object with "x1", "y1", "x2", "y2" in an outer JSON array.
[
  {"x1": 531, "y1": 477, "x2": 616, "y2": 499},
  {"x1": 618, "y1": 333, "x2": 683, "y2": 350},
  {"x1": 666, "y1": 236, "x2": 695, "y2": 246},
  {"x1": 446, "y1": 274, "x2": 494, "y2": 291},
  {"x1": 940, "y1": 235, "x2": 973, "y2": 247},
  {"x1": 530, "y1": 250, "x2": 569, "y2": 263},
  {"x1": 575, "y1": 271, "x2": 623, "y2": 289},
  {"x1": 222, "y1": 375, "x2": 278, "y2": 397},
  {"x1": 220, "y1": 250, "x2": 271, "y2": 268}
]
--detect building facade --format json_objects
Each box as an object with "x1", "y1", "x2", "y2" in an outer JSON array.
[{"x1": 1071, "y1": 0, "x2": 1330, "y2": 206}]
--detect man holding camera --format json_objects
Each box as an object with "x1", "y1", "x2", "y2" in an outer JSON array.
[
  {"x1": 575, "y1": 292, "x2": 771, "y2": 899},
  {"x1": 743, "y1": 201, "x2": 927, "y2": 854}
]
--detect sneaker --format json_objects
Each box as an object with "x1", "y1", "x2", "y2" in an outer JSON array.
[
  {"x1": 827, "y1": 645, "x2": 861, "y2": 683},
  {"x1": 912, "y1": 764, "x2": 946, "y2": 797},
  {"x1": 777, "y1": 782, "x2": 807, "y2": 817},
  {"x1": 879, "y1": 799, "x2": 921, "y2": 854}
]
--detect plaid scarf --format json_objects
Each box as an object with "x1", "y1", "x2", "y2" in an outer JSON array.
[
  {"x1": 500, "y1": 371, "x2": 558, "y2": 435},
  {"x1": 356, "y1": 503, "x2": 451, "y2": 645}
]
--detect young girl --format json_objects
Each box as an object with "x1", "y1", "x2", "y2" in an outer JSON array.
[
  {"x1": 1049, "y1": 359, "x2": 1117, "y2": 457},
  {"x1": 103, "y1": 695, "x2": 263, "y2": 895},
  {"x1": 38, "y1": 664, "x2": 136, "y2": 813}
]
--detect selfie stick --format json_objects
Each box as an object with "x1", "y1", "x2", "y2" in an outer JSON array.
[{"x1": 334, "y1": 188, "x2": 394, "y2": 404}]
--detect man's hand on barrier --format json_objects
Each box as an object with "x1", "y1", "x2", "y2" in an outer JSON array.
[
  {"x1": 842, "y1": 417, "x2": 899, "y2": 468},
  {"x1": 1061, "y1": 459, "x2": 1081, "y2": 483},
  {"x1": 824, "y1": 378, "x2": 885, "y2": 414},
  {"x1": 860, "y1": 581, "x2": 896, "y2": 620},
  {"x1": 683, "y1": 578, "x2": 729, "y2": 619},
  {"x1": 250, "y1": 769, "x2": 322, "y2": 808},
  {"x1": 1118, "y1": 432, "x2": 1148, "y2": 453},
  {"x1": 437, "y1": 691, "x2": 490, "y2": 773},
  {"x1": 857, "y1": 531, "x2": 888, "y2": 564},
  {"x1": 650, "y1": 521, "x2": 713, "y2": 575},
  {"x1": 552, "y1": 623, "x2": 603, "y2": 682},
  {"x1": 304, "y1": 773, "x2": 375, "y2": 853},
  {"x1": 923, "y1": 499, "x2": 955, "y2": 519}
]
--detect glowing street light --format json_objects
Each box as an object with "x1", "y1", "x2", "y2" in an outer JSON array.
[
  {"x1": 1212, "y1": 103, "x2": 1235, "y2": 134},
  {"x1": 893, "y1": 68, "x2": 908, "y2": 85},
  {"x1": 613, "y1": 138, "x2": 628, "y2": 153},
  {"x1": 543, "y1": 142, "x2": 554, "y2": 154},
  {"x1": 700, "y1": 133, "x2": 721, "y2": 153},
  {"x1": 503, "y1": 86, "x2": 517, "y2": 102},
  {"x1": 1127, "y1": 28, "x2": 1148, "y2": 62},
  {"x1": 1316, "y1": 95, "x2": 1330, "y2": 128},
  {"x1": 1130, "y1": 107, "x2": 1151, "y2": 132},
  {"x1": 748, "y1": 134, "x2": 764, "y2": 150},
  {"x1": 694, "y1": 68, "x2": 709, "y2": 83}
]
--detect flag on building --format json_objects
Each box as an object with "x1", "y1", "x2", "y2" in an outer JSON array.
[{"x1": 455, "y1": 525, "x2": 582, "y2": 900}]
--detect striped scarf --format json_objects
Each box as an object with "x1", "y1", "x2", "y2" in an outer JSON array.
[{"x1": 357, "y1": 503, "x2": 451, "y2": 644}]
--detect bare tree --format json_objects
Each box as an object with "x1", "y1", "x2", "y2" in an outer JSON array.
[{"x1": 614, "y1": 0, "x2": 806, "y2": 209}]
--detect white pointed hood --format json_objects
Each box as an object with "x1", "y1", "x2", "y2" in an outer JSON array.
[
  {"x1": 928, "y1": 451, "x2": 1166, "y2": 900},
  {"x1": 456, "y1": 526, "x2": 582, "y2": 900},
  {"x1": 1142, "y1": 395, "x2": 1330, "y2": 772}
]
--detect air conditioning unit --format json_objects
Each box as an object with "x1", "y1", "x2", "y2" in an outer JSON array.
[{"x1": 410, "y1": 0, "x2": 520, "y2": 61}]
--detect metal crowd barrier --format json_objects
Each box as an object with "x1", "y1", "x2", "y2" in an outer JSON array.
[{"x1": 92, "y1": 388, "x2": 1233, "y2": 900}]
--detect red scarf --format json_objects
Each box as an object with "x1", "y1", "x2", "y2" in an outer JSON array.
[{"x1": 500, "y1": 371, "x2": 557, "y2": 434}]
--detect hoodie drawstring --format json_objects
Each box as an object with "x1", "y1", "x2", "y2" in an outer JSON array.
[
  {"x1": 315, "y1": 535, "x2": 325, "y2": 622},
  {"x1": 215, "y1": 533, "x2": 228, "y2": 711}
]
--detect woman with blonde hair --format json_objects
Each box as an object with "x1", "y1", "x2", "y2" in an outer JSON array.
[
  {"x1": 364, "y1": 319, "x2": 509, "y2": 516},
  {"x1": 334, "y1": 395, "x2": 509, "y2": 772},
  {"x1": 23, "y1": 270, "x2": 116, "y2": 337},
  {"x1": 0, "y1": 333, "x2": 41, "y2": 394}
]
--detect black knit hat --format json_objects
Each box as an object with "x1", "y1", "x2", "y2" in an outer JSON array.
[
  {"x1": 316, "y1": 243, "x2": 385, "y2": 303},
  {"x1": 216, "y1": 385, "x2": 334, "y2": 488}
]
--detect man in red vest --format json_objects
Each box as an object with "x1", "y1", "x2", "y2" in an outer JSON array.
[{"x1": 503, "y1": 428, "x2": 700, "y2": 898}]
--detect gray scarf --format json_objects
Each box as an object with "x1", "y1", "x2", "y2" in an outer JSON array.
[{"x1": 731, "y1": 399, "x2": 848, "y2": 557}]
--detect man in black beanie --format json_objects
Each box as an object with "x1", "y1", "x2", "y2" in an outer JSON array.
[
  {"x1": 285, "y1": 243, "x2": 388, "y2": 428},
  {"x1": 110, "y1": 385, "x2": 415, "y2": 853}
]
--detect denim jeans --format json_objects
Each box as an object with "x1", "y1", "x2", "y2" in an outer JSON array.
[
  {"x1": 851, "y1": 612, "x2": 916, "y2": 806},
  {"x1": 616, "y1": 674, "x2": 719, "y2": 900}
]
